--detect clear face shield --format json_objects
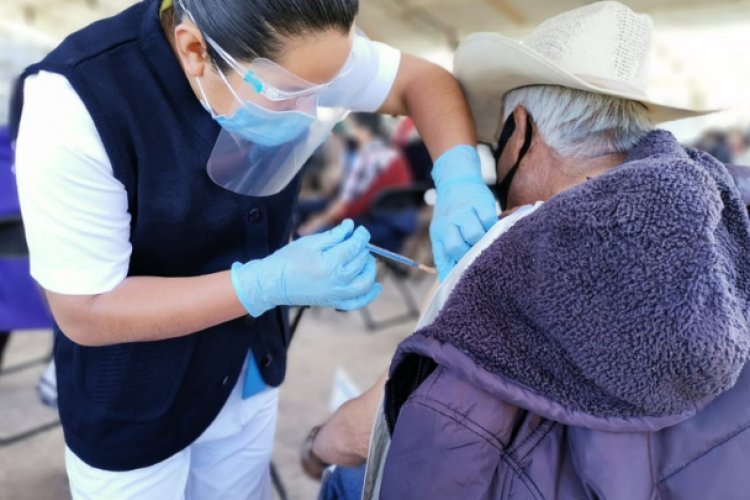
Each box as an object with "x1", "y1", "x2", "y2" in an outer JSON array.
[{"x1": 183, "y1": 7, "x2": 375, "y2": 197}]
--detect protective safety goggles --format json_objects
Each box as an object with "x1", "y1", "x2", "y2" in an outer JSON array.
[{"x1": 205, "y1": 35, "x2": 355, "y2": 108}]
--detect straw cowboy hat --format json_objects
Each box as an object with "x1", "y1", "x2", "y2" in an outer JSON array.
[{"x1": 455, "y1": 1, "x2": 715, "y2": 144}]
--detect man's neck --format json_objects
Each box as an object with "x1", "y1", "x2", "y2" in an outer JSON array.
[{"x1": 551, "y1": 152, "x2": 627, "y2": 197}]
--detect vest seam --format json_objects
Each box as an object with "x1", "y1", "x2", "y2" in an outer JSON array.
[{"x1": 69, "y1": 37, "x2": 140, "y2": 68}]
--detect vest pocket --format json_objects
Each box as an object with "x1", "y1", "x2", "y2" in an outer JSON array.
[{"x1": 74, "y1": 335, "x2": 196, "y2": 422}]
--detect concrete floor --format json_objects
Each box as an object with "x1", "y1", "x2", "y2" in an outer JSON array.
[{"x1": 0, "y1": 272, "x2": 436, "y2": 500}]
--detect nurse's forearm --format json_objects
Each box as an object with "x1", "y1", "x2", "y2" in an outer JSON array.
[
  {"x1": 45, "y1": 273, "x2": 248, "y2": 347},
  {"x1": 379, "y1": 54, "x2": 477, "y2": 158}
]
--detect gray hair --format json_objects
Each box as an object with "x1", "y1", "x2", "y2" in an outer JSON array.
[{"x1": 502, "y1": 85, "x2": 653, "y2": 158}]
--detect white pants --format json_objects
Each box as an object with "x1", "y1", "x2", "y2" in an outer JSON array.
[{"x1": 65, "y1": 360, "x2": 278, "y2": 500}]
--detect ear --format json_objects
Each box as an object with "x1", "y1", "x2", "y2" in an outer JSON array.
[
  {"x1": 511, "y1": 106, "x2": 531, "y2": 138},
  {"x1": 507, "y1": 105, "x2": 532, "y2": 157},
  {"x1": 173, "y1": 20, "x2": 210, "y2": 78}
]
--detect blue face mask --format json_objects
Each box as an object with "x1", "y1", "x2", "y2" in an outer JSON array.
[
  {"x1": 197, "y1": 78, "x2": 315, "y2": 148},
  {"x1": 214, "y1": 103, "x2": 314, "y2": 148}
]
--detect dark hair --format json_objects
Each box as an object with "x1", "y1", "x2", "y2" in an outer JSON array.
[
  {"x1": 174, "y1": 0, "x2": 359, "y2": 69},
  {"x1": 351, "y1": 113, "x2": 384, "y2": 138}
]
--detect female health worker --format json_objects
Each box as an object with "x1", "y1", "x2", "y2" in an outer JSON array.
[{"x1": 11, "y1": 0, "x2": 498, "y2": 497}]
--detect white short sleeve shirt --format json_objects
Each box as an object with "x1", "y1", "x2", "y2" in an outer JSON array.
[
  {"x1": 15, "y1": 38, "x2": 401, "y2": 296},
  {"x1": 321, "y1": 36, "x2": 402, "y2": 111}
]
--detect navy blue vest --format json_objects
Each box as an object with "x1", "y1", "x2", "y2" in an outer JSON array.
[{"x1": 12, "y1": 0, "x2": 301, "y2": 471}]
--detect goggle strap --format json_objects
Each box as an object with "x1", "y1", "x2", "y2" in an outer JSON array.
[
  {"x1": 207, "y1": 38, "x2": 246, "y2": 75},
  {"x1": 194, "y1": 77, "x2": 218, "y2": 118}
]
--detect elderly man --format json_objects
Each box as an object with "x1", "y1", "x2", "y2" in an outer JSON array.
[{"x1": 302, "y1": 3, "x2": 750, "y2": 499}]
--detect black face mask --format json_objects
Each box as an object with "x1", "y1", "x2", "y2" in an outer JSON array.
[{"x1": 493, "y1": 115, "x2": 533, "y2": 211}]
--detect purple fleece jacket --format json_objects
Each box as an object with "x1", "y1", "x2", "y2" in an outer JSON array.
[
  {"x1": 413, "y1": 129, "x2": 749, "y2": 417},
  {"x1": 381, "y1": 130, "x2": 750, "y2": 500}
]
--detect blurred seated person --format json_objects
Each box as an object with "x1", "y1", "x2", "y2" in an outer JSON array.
[
  {"x1": 391, "y1": 117, "x2": 433, "y2": 187},
  {"x1": 302, "y1": 3, "x2": 750, "y2": 499},
  {"x1": 296, "y1": 129, "x2": 348, "y2": 223},
  {"x1": 729, "y1": 128, "x2": 750, "y2": 166},
  {"x1": 696, "y1": 129, "x2": 733, "y2": 164},
  {"x1": 298, "y1": 114, "x2": 415, "y2": 252}
]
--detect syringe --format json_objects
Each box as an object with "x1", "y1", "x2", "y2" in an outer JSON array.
[{"x1": 366, "y1": 244, "x2": 436, "y2": 274}]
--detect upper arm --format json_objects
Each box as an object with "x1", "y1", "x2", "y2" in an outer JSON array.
[
  {"x1": 376, "y1": 53, "x2": 437, "y2": 116},
  {"x1": 15, "y1": 72, "x2": 133, "y2": 338},
  {"x1": 15, "y1": 72, "x2": 132, "y2": 297}
]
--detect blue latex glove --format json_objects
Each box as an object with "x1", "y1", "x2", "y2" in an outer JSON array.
[
  {"x1": 431, "y1": 145, "x2": 498, "y2": 281},
  {"x1": 231, "y1": 219, "x2": 382, "y2": 317}
]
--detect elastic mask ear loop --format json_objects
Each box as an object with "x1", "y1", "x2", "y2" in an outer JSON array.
[
  {"x1": 195, "y1": 77, "x2": 218, "y2": 117},
  {"x1": 214, "y1": 66, "x2": 246, "y2": 106}
]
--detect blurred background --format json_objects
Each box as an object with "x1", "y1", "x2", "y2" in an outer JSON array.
[
  {"x1": 3, "y1": 0, "x2": 750, "y2": 145},
  {"x1": 1, "y1": 1, "x2": 749, "y2": 499}
]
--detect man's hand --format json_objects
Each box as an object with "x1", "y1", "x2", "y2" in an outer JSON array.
[
  {"x1": 300, "y1": 371, "x2": 388, "y2": 472},
  {"x1": 300, "y1": 426, "x2": 330, "y2": 481}
]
